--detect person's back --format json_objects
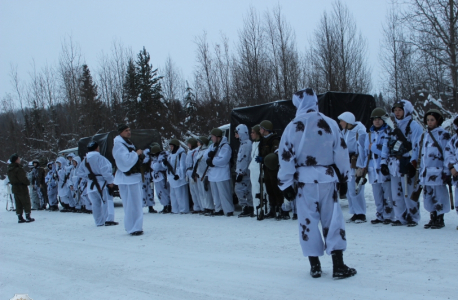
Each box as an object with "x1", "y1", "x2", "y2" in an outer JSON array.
[{"x1": 277, "y1": 88, "x2": 355, "y2": 280}]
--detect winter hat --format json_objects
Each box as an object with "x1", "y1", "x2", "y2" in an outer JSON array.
[
  {"x1": 87, "y1": 141, "x2": 99, "y2": 151},
  {"x1": 117, "y1": 123, "x2": 129, "y2": 134},
  {"x1": 424, "y1": 109, "x2": 444, "y2": 126},
  {"x1": 187, "y1": 138, "x2": 198, "y2": 149},
  {"x1": 9, "y1": 153, "x2": 19, "y2": 164},
  {"x1": 32, "y1": 159, "x2": 40, "y2": 166},
  {"x1": 252, "y1": 125, "x2": 261, "y2": 136},
  {"x1": 260, "y1": 120, "x2": 273, "y2": 132},
  {"x1": 211, "y1": 128, "x2": 223, "y2": 137},
  {"x1": 338, "y1": 112, "x2": 356, "y2": 125},
  {"x1": 169, "y1": 139, "x2": 180, "y2": 147},
  {"x1": 197, "y1": 136, "x2": 209, "y2": 146},
  {"x1": 150, "y1": 145, "x2": 161, "y2": 155},
  {"x1": 371, "y1": 108, "x2": 387, "y2": 119},
  {"x1": 391, "y1": 101, "x2": 404, "y2": 112}
]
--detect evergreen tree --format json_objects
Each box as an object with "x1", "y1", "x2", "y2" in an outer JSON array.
[
  {"x1": 135, "y1": 47, "x2": 163, "y2": 129},
  {"x1": 183, "y1": 82, "x2": 198, "y2": 133},
  {"x1": 122, "y1": 58, "x2": 139, "y2": 126},
  {"x1": 79, "y1": 64, "x2": 103, "y2": 136}
]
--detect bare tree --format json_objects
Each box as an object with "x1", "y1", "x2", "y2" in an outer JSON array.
[
  {"x1": 161, "y1": 55, "x2": 185, "y2": 102},
  {"x1": 379, "y1": 4, "x2": 419, "y2": 105},
  {"x1": 265, "y1": 6, "x2": 300, "y2": 99},
  {"x1": 404, "y1": 0, "x2": 458, "y2": 109},
  {"x1": 306, "y1": 0, "x2": 371, "y2": 94},
  {"x1": 58, "y1": 35, "x2": 83, "y2": 137},
  {"x1": 233, "y1": 7, "x2": 272, "y2": 106}
]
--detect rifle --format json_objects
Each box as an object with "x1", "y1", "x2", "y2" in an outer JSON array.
[
  {"x1": 410, "y1": 133, "x2": 425, "y2": 201},
  {"x1": 355, "y1": 132, "x2": 371, "y2": 195},
  {"x1": 256, "y1": 163, "x2": 267, "y2": 220},
  {"x1": 191, "y1": 154, "x2": 204, "y2": 183},
  {"x1": 448, "y1": 163, "x2": 457, "y2": 210},
  {"x1": 84, "y1": 158, "x2": 106, "y2": 203},
  {"x1": 201, "y1": 146, "x2": 218, "y2": 182},
  {"x1": 448, "y1": 183, "x2": 455, "y2": 210}
]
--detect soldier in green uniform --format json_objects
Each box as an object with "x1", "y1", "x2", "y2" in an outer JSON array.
[
  {"x1": 255, "y1": 120, "x2": 284, "y2": 219},
  {"x1": 7, "y1": 154, "x2": 35, "y2": 223}
]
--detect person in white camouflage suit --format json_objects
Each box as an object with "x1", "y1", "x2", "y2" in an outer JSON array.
[
  {"x1": 410, "y1": 109, "x2": 451, "y2": 229},
  {"x1": 277, "y1": 88, "x2": 356, "y2": 279}
]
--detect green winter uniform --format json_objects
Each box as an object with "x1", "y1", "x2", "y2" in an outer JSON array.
[
  {"x1": 258, "y1": 133, "x2": 283, "y2": 206},
  {"x1": 7, "y1": 162, "x2": 32, "y2": 215}
]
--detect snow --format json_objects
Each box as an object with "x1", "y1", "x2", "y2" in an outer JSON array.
[{"x1": 1, "y1": 180, "x2": 457, "y2": 300}]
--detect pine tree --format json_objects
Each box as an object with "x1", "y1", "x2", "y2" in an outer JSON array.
[
  {"x1": 183, "y1": 82, "x2": 198, "y2": 133},
  {"x1": 135, "y1": 47, "x2": 163, "y2": 129},
  {"x1": 79, "y1": 64, "x2": 103, "y2": 136},
  {"x1": 122, "y1": 58, "x2": 138, "y2": 126}
]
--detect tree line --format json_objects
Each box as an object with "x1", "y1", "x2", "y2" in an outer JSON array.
[{"x1": 1, "y1": 0, "x2": 456, "y2": 176}]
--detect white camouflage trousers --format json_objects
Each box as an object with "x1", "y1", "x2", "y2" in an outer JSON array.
[
  {"x1": 210, "y1": 180, "x2": 234, "y2": 214},
  {"x1": 423, "y1": 185, "x2": 450, "y2": 215},
  {"x1": 371, "y1": 182, "x2": 394, "y2": 221},
  {"x1": 296, "y1": 182, "x2": 347, "y2": 257},
  {"x1": 119, "y1": 183, "x2": 143, "y2": 234},
  {"x1": 390, "y1": 176, "x2": 421, "y2": 224}
]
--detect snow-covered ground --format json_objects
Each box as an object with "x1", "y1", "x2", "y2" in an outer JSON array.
[{"x1": 1, "y1": 181, "x2": 457, "y2": 300}]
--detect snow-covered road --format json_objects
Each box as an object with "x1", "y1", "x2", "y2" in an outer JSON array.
[{"x1": 1, "y1": 183, "x2": 457, "y2": 300}]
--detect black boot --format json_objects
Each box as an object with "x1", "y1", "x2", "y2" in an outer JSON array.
[
  {"x1": 424, "y1": 211, "x2": 437, "y2": 229},
  {"x1": 238, "y1": 206, "x2": 254, "y2": 218},
  {"x1": 308, "y1": 256, "x2": 322, "y2": 278},
  {"x1": 204, "y1": 209, "x2": 214, "y2": 216},
  {"x1": 292, "y1": 213, "x2": 298, "y2": 220},
  {"x1": 148, "y1": 206, "x2": 157, "y2": 213},
  {"x1": 282, "y1": 210, "x2": 291, "y2": 220},
  {"x1": 265, "y1": 206, "x2": 277, "y2": 219},
  {"x1": 431, "y1": 213, "x2": 445, "y2": 229},
  {"x1": 18, "y1": 214, "x2": 26, "y2": 223},
  {"x1": 25, "y1": 213, "x2": 35, "y2": 223},
  {"x1": 331, "y1": 250, "x2": 357, "y2": 279}
]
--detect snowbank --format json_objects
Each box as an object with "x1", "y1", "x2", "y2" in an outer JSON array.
[{"x1": 0, "y1": 180, "x2": 456, "y2": 300}]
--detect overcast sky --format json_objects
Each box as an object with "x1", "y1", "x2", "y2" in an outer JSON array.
[{"x1": 0, "y1": 0, "x2": 393, "y2": 101}]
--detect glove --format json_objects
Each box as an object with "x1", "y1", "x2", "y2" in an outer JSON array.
[
  {"x1": 406, "y1": 163, "x2": 416, "y2": 179},
  {"x1": 206, "y1": 158, "x2": 214, "y2": 167},
  {"x1": 282, "y1": 185, "x2": 296, "y2": 201},
  {"x1": 236, "y1": 174, "x2": 243, "y2": 182},
  {"x1": 255, "y1": 156, "x2": 263, "y2": 163},
  {"x1": 380, "y1": 164, "x2": 390, "y2": 176},
  {"x1": 173, "y1": 175, "x2": 180, "y2": 181},
  {"x1": 337, "y1": 182, "x2": 348, "y2": 196},
  {"x1": 442, "y1": 173, "x2": 451, "y2": 185}
]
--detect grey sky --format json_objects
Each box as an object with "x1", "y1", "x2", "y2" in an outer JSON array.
[{"x1": 0, "y1": 0, "x2": 391, "y2": 100}]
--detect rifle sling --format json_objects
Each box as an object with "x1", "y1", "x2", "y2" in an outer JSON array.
[{"x1": 85, "y1": 158, "x2": 105, "y2": 200}]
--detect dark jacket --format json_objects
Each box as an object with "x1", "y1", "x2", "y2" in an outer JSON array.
[
  {"x1": 258, "y1": 133, "x2": 280, "y2": 158},
  {"x1": 7, "y1": 162, "x2": 30, "y2": 194}
]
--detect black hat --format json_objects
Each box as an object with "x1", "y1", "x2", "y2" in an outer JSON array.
[
  {"x1": 9, "y1": 153, "x2": 19, "y2": 164},
  {"x1": 87, "y1": 141, "x2": 99, "y2": 151},
  {"x1": 117, "y1": 124, "x2": 129, "y2": 134}
]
